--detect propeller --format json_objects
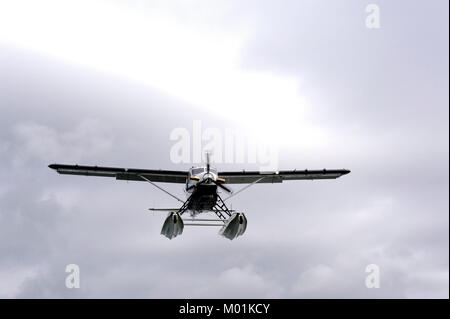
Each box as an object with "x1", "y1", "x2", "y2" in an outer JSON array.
[
  {"x1": 206, "y1": 151, "x2": 210, "y2": 174},
  {"x1": 186, "y1": 176, "x2": 233, "y2": 193},
  {"x1": 214, "y1": 179, "x2": 233, "y2": 193},
  {"x1": 185, "y1": 151, "x2": 233, "y2": 193}
]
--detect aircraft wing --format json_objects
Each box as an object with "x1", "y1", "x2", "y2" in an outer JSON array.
[
  {"x1": 218, "y1": 169, "x2": 351, "y2": 184},
  {"x1": 48, "y1": 164, "x2": 188, "y2": 183}
]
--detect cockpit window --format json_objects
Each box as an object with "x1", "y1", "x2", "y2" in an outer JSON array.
[{"x1": 192, "y1": 168, "x2": 204, "y2": 175}]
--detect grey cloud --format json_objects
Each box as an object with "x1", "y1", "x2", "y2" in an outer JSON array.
[{"x1": 0, "y1": 0, "x2": 448, "y2": 299}]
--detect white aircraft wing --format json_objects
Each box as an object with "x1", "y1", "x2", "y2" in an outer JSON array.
[
  {"x1": 218, "y1": 169, "x2": 351, "y2": 184},
  {"x1": 49, "y1": 164, "x2": 188, "y2": 183}
]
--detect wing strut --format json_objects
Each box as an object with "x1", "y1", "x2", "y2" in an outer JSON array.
[
  {"x1": 223, "y1": 177, "x2": 266, "y2": 202},
  {"x1": 138, "y1": 174, "x2": 184, "y2": 203}
]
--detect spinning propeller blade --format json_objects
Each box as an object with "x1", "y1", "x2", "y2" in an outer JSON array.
[{"x1": 214, "y1": 179, "x2": 233, "y2": 193}]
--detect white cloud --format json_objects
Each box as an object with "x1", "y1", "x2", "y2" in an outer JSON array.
[
  {"x1": 216, "y1": 265, "x2": 283, "y2": 298},
  {"x1": 0, "y1": 265, "x2": 39, "y2": 298},
  {"x1": 0, "y1": 0, "x2": 327, "y2": 149},
  {"x1": 292, "y1": 264, "x2": 335, "y2": 296},
  {"x1": 11, "y1": 119, "x2": 114, "y2": 166},
  {"x1": 0, "y1": 0, "x2": 447, "y2": 299}
]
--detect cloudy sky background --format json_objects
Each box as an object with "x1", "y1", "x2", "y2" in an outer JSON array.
[{"x1": 0, "y1": 0, "x2": 448, "y2": 298}]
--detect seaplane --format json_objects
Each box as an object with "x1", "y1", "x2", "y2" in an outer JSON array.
[{"x1": 48, "y1": 154, "x2": 350, "y2": 240}]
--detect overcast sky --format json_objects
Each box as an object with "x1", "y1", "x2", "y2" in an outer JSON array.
[{"x1": 0, "y1": 0, "x2": 448, "y2": 298}]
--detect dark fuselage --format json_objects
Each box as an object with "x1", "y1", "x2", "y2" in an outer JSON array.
[
  {"x1": 185, "y1": 166, "x2": 220, "y2": 213},
  {"x1": 187, "y1": 183, "x2": 218, "y2": 212}
]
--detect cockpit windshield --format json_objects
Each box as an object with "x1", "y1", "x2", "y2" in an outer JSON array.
[
  {"x1": 192, "y1": 168, "x2": 204, "y2": 175},
  {"x1": 191, "y1": 167, "x2": 217, "y2": 175}
]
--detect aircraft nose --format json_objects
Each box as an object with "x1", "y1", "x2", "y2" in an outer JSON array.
[{"x1": 202, "y1": 173, "x2": 214, "y2": 181}]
